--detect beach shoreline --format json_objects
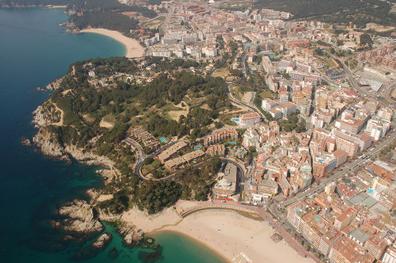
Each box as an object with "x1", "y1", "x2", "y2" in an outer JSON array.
[
  {"x1": 80, "y1": 28, "x2": 145, "y2": 58},
  {"x1": 154, "y1": 230, "x2": 230, "y2": 263},
  {"x1": 118, "y1": 201, "x2": 314, "y2": 263},
  {"x1": 157, "y1": 210, "x2": 314, "y2": 263}
]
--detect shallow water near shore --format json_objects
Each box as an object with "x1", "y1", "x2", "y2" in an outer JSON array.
[{"x1": 0, "y1": 7, "x2": 225, "y2": 263}]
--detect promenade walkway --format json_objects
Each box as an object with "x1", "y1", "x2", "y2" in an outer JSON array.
[{"x1": 178, "y1": 201, "x2": 259, "y2": 218}]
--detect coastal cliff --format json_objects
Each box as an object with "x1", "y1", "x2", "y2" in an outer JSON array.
[
  {"x1": 32, "y1": 104, "x2": 116, "y2": 169},
  {"x1": 49, "y1": 192, "x2": 143, "y2": 246},
  {"x1": 32, "y1": 103, "x2": 64, "y2": 157},
  {"x1": 57, "y1": 200, "x2": 103, "y2": 234},
  {"x1": 32, "y1": 125, "x2": 116, "y2": 169},
  {"x1": 31, "y1": 90, "x2": 141, "y2": 244},
  {"x1": 32, "y1": 126, "x2": 65, "y2": 159}
]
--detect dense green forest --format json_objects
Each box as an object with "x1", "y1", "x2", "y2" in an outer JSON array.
[
  {"x1": 50, "y1": 58, "x2": 228, "y2": 151},
  {"x1": 0, "y1": 0, "x2": 157, "y2": 34},
  {"x1": 97, "y1": 176, "x2": 183, "y2": 214},
  {"x1": 98, "y1": 157, "x2": 222, "y2": 214},
  {"x1": 69, "y1": 0, "x2": 157, "y2": 18},
  {"x1": 178, "y1": 158, "x2": 222, "y2": 201},
  {"x1": 255, "y1": 0, "x2": 396, "y2": 27},
  {"x1": 68, "y1": 0, "x2": 157, "y2": 33},
  {"x1": 71, "y1": 11, "x2": 139, "y2": 33}
]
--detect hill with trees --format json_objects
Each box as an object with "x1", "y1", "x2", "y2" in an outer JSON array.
[
  {"x1": 34, "y1": 57, "x2": 231, "y2": 214},
  {"x1": 0, "y1": 0, "x2": 157, "y2": 34},
  {"x1": 68, "y1": 0, "x2": 157, "y2": 34},
  {"x1": 255, "y1": 0, "x2": 396, "y2": 27}
]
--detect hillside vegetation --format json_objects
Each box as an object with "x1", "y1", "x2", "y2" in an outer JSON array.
[
  {"x1": 36, "y1": 57, "x2": 231, "y2": 213},
  {"x1": 255, "y1": 0, "x2": 396, "y2": 27}
]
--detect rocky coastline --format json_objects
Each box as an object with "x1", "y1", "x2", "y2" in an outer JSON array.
[
  {"x1": 31, "y1": 104, "x2": 145, "y2": 248},
  {"x1": 55, "y1": 200, "x2": 103, "y2": 234},
  {"x1": 32, "y1": 104, "x2": 117, "y2": 168},
  {"x1": 118, "y1": 223, "x2": 144, "y2": 247},
  {"x1": 50, "y1": 197, "x2": 144, "y2": 247},
  {"x1": 91, "y1": 233, "x2": 112, "y2": 249},
  {"x1": 32, "y1": 125, "x2": 66, "y2": 159},
  {"x1": 46, "y1": 76, "x2": 64, "y2": 91}
]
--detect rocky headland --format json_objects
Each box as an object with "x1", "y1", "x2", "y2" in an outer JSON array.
[
  {"x1": 118, "y1": 223, "x2": 144, "y2": 247},
  {"x1": 32, "y1": 103, "x2": 117, "y2": 170},
  {"x1": 56, "y1": 200, "x2": 103, "y2": 234},
  {"x1": 91, "y1": 233, "x2": 112, "y2": 249}
]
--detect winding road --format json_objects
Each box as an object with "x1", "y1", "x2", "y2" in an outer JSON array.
[
  {"x1": 133, "y1": 140, "x2": 247, "y2": 182},
  {"x1": 133, "y1": 141, "x2": 177, "y2": 181},
  {"x1": 131, "y1": 78, "x2": 254, "y2": 182},
  {"x1": 227, "y1": 82, "x2": 268, "y2": 121}
]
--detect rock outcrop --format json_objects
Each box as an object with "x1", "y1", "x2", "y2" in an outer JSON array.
[
  {"x1": 32, "y1": 125, "x2": 115, "y2": 172},
  {"x1": 32, "y1": 106, "x2": 116, "y2": 168},
  {"x1": 33, "y1": 104, "x2": 61, "y2": 127},
  {"x1": 46, "y1": 77, "x2": 64, "y2": 91},
  {"x1": 118, "y1": 224, "x2": 144, "y2": 247},
  {"x1": 64, "y1": 144, "x2": 115, "y2": 168},
  {"x1": 57, "y1": 200, "x2": 103, "y2": 234},
  {"x1": 20, "y1": 137, "x2": 31, "y2": 146},
  {"x1": 91, "y1": 233, "x2": 111, "y2": 249},
  {"x1": 32, "y1": 127, "x2": 65, "y2": 159},
  {"x1": 32, "y1": 103, "x2": 67, "y2": 159}
]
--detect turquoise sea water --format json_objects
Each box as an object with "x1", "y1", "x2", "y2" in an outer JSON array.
[{"x1": 0, "y1": 8, "x2": 224, "y2": 263}]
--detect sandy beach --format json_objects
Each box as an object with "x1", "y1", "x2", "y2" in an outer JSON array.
[
  {"x1": 119, "y1": 201, "x2": 314, "y2": 263},
  {"x1": 80, "y1": 28, "x2": 145, "y2": 58}
]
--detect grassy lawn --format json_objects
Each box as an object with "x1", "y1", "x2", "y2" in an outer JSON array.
[
  {"x1": 259, "y1": 89, "x2": 276, "y2": 99},
  {"x1": 212, "y1": 67, "x2": 231, "y2": 78},
  {"x1": 99, "y1": 114, "x2": 116, "y2": 129}
]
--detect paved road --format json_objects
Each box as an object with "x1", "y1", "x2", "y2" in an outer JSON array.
[
  {"x1": 179, "y1": 201, "x2": 258, "y2": 217},
  {"x1": 227, "y1": 83, "x2": 267, "y2": 121},
  {"x1": 331, "y1": 53, "x2": 396, "y2": 107},
  {"x1": 133, "y1": 141, "x2": 176, "y2": 181},
  {"x1": 134, "y1": 145, "x2": 247, "y2": 182}
]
